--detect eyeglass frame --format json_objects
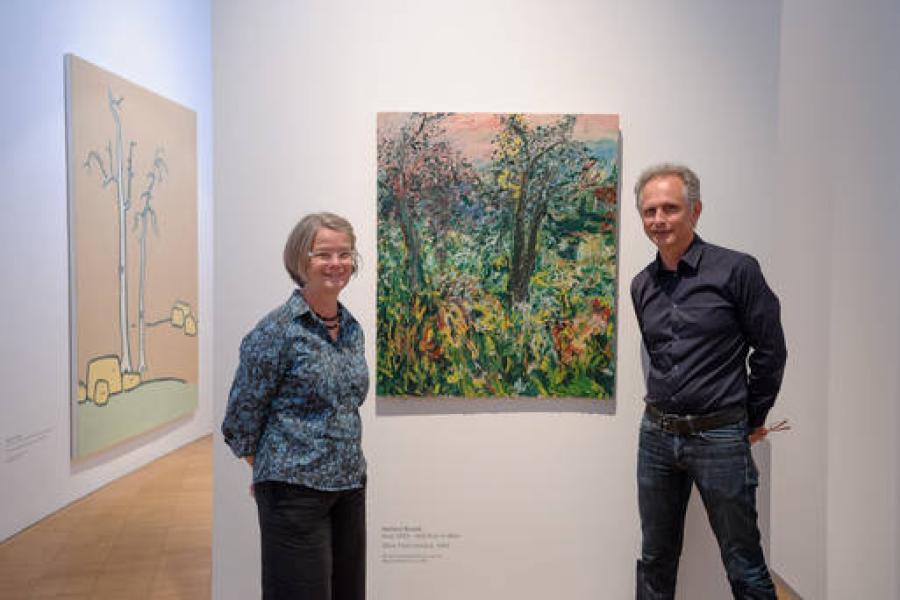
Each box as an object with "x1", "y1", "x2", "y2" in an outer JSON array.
[{"x1": 307, "y1": 250, "x2": 360, "y2": 265}]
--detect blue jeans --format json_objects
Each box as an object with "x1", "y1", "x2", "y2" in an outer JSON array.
[
  {"x1": 255, "y1": 481, "x2": 366, "y2": 600},
  {"x1": 636, "y1": 412, "x2": 775, "y2": 600}
]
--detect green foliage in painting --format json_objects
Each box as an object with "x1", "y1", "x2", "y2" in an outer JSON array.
[{"x1": 377, "y1": 113, "x2": 619, "y2": 399}]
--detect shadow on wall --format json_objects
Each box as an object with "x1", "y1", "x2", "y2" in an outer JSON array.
[{"x1": 375, "y1": 395, "x2": 616, "y2": 416}]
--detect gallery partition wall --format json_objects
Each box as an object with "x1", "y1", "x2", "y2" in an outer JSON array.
[
  {"x1": 212, "y1": 2, "x2": 786, "y2": 599},
  {"x1": 213, "y1": 1, "x2": 900, "y2": 599},
  {"x1": 0, "y1": 1, "x2": 214, "y2": 542}
]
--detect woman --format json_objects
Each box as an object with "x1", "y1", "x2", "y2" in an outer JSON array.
[{"x1": 222, "y1": 212, "x2": 368, "y2": 600}]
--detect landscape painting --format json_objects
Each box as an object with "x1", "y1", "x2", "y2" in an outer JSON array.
[
  {"x1": 65, "y1": 55, "x2": 198, "y2": 458},
  {"x1": 377, "y1": 112, "x2": 620, "y2": 399}
]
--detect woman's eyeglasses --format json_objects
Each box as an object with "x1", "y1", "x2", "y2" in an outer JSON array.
[{"x1": 308, "y1": 250, "x2": 357, "y2": 264}]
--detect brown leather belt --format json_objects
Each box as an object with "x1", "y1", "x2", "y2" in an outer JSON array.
[{"x1": 645, "y1": 404, "x2": 746, "y2": 435}]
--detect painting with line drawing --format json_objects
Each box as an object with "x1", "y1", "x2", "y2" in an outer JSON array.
[{"x1": 65, "y1": 54, "x2": 198, "y2": 458}]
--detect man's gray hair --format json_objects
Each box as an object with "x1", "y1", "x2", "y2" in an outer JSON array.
[{"x1": 633, "y1": 163, "x2": 701, "y2": 211}]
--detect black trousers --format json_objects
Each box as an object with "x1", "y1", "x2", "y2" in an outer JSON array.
[{"x1": 254, "y1": 481, "x2": 366, "y2": 600}]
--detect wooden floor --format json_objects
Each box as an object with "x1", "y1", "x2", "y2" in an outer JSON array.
[
  {"x1": 0, "y1": 434, "x2": 799, "y2": 599},
  {"x1": 0, "y1": 436, "x2": 211, "y2": 599}
]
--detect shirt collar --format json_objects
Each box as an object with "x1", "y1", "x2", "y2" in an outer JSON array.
[
  {"x1": 287, "y1": 287, "x2": 352, "y2": 325},
  {"x1": 287, "y1": 287, "x2": 312, "y2": 319},
  {"x1": 652, "y1": 234, "x2": 705, "y2": 277}
]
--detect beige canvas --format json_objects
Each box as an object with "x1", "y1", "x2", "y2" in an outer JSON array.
[{"x1": 65, "y1": 55, "x2": 198, "y2": 459}]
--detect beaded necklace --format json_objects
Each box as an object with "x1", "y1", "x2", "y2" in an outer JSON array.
[{"x1": 313, "y1": 309, "x2": 340, "y2": 331}]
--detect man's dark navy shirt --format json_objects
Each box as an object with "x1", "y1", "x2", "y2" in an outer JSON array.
[{"x1": 631, "y1": 236, "x2": 786, "y2": 429}]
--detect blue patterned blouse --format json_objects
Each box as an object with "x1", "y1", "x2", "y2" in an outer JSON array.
[{"x1": 222, "y1": 289, "x2": 368, "y2": 490}]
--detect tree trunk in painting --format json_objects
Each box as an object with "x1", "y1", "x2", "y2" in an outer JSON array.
[
  {"x1": 507, "y1": 168, "x2": 530, "y2": 306},
  {"x1": 521, "y1": 182, "x2": 553, "y2": 298},
  {"x1": 136, "y1": 215, "x2": 148, "y2": 372},
  {"x1": 507, "y1": 180, "x2": 554, "y2": 307},
  {"x1": 109, "y1": 92, "x2": 135, "y2": 373},
  {"x1": 396, "y1": 173, "x2": 425, "y2": 293},
  {"x1": 506, "y1": 139, "x2": 560, "y2": 308},
  {"x1": 133, "y1": 150, "x2": 166, "y2": 373}
]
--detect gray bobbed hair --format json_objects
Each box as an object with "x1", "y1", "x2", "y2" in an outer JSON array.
[{"x1": 283, "y1": 212, "x2": 358, "y2": 286}]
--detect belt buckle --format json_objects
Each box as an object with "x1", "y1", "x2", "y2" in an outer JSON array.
[{"x1": 659, "y1": 413, "x2": 673, "y2": 433}]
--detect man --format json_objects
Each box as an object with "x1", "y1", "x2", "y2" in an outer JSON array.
[{"x1": 631, "y1": 163, "x2": 786, "y2": 599}]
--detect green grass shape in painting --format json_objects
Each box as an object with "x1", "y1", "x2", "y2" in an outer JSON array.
[{"x1": 76, "y1": 379, "x2": 197, "y2": 458}]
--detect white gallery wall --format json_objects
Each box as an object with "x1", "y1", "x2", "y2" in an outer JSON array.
[
  {"x1": 0, "y1": 0, "x2": 214, "y2": 541},
  {"x1": 773, "y1": 0, "x2": 900, "y2": 598},
  {"x1": 212, "y1": 1, "x2": 784, "y2": 598}
]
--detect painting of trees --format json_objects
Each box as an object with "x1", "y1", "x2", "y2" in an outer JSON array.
[
  {"x1": 66, "y1": 54, "x2": 198, "y2": 458},
  {"x1": 377, "y1": 112, "x2": 620, "y2": 399},
  {"x1": 378, "y1": 113, "x2": 479, "y2": 293},
  {"x1": 83, "y1": 95, "x2": 171, "y2": 377}
]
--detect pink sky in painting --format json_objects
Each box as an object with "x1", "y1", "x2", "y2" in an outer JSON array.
[{"x1": 378, "y1": 112, "x2": 619, "y2": 164}]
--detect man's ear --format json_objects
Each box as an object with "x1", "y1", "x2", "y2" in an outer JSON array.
[{"x1": 691, "y1": 199, "x2": 702, "y2": 225}]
